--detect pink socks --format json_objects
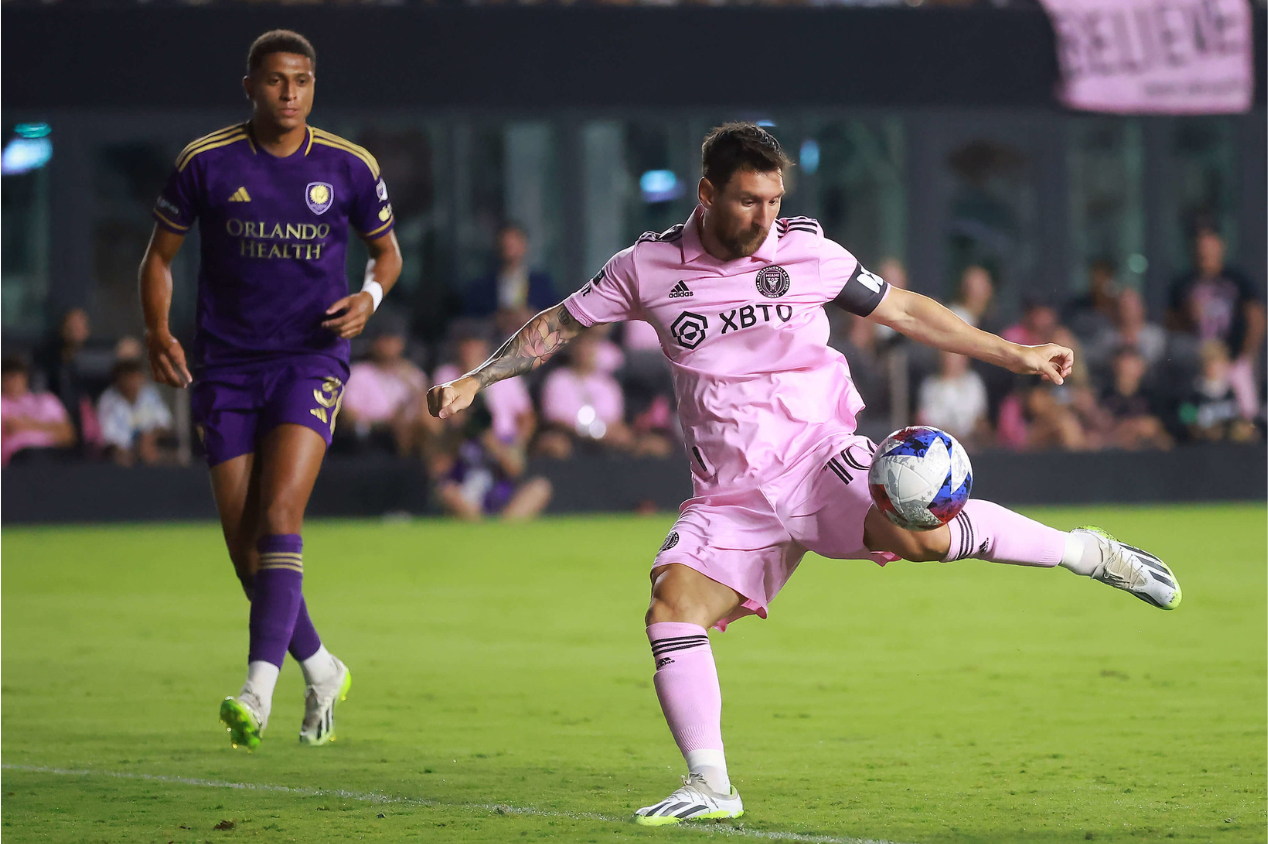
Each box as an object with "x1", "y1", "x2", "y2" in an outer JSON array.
[
  {"x1": 647, "y1": 622, "x2": 730, "y2": 793},
  {"x1": 944, "y1": 499, "x2": 1085, "y2": 569}
]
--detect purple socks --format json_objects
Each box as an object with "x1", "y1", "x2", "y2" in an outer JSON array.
[{"x1": 248, "y1": 534, "x2": 306, "y2": 668}]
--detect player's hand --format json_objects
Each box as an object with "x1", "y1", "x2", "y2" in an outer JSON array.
[
  {"x1": 1007, "y1": 343, "x2": 1074, "y2": 385},
  {"x1": 427, "y1": 376, "x2": 479, "y2": 419},
  {"x1": 322, "y1": 292, "x2": 375, "y2": 339},
  {"x1": 145, "y1": 328, "x2": 192, "y2": 388}
]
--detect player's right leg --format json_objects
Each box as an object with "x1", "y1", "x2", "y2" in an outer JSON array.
[
  {"x1": 634, "y1": 563, "x2": 748, "y2": 826},
  {"x1": 207, "y1": 443, "x2": 343, "y2": 749},
  {"x1": 862, "y1": 502, "x2": 1181, "y2": 610}
]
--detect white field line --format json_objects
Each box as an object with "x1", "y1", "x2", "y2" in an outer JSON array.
[{"x1": 2, "y1": 763, "x2": 912, "y2": 844}]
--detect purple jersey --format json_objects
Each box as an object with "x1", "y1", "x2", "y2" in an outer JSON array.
[{"x1": 153, "y1": 122, "x2": 395, "y2": 369}]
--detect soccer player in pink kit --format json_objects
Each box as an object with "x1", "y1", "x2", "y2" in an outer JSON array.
[{"x1": 428, "y1": 124, "x2": 1181, "y2": 824}]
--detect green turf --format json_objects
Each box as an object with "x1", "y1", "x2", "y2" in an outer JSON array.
[{"x1": 2, "y1": 505, "x2": 1264, "y2": 843}]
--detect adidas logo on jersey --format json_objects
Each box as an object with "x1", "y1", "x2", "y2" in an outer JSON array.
[
  {"x1": 668, "y1": 280, "x2": 693, "y2": 298},
  {"x1": 228, "y1": 187, "x2": 252, "y2": 202}
]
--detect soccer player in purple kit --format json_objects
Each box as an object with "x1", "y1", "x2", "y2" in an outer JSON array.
[
  {"x1": 139, "y1": 30, "x2": 402, "y2": 750},
  {"x1": 430, "y1": 123, "x2": 1182, "y2": 823}
]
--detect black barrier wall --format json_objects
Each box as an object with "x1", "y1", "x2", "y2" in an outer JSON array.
[
  {"x1": 2, "y1": 447, "x2": 1264, "y2": 525},
  {"x1": 4, "y1": 7, "x2": 1265, "y2": 110}
]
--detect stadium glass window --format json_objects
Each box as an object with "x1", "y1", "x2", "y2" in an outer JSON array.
[
  {"x1": 785, "y1": 117, "x2": 906, "y2": 270},
  {"x1": 1, "y1": 158, "x2": 50, "y2": 335},
  {"x1": 1165, "y1": 118, "x2": 1238, "y2": 273},
  {"x1": 1067, "y1": 118, "x2": 1146, "y2": 292},
  {"x1": 449, "y1": 121, "x2": 564, "y2": 300}
]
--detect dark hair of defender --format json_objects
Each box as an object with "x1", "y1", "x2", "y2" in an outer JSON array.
[
  {"x1": 701, "y1": 123, "x2": 792, "y2": 191},
  {"x1": 1, "y1": 355, "x2": 29, "y2": 376},
  {"x1": 247, "y1": 30, "x2": 317, "y2": 75}
]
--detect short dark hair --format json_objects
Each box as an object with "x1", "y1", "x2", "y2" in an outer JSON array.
[
  {"x1": 1, "y1": 355, "x2": 29, "y2": 377},
  {"x1": 701, "y1": 123, "x2": 791, "y2": 191},
  {"x1": 112, "y1": 357, "x2": 144, "y2": 381},
  {"x1": 247, "y1": 30, "x2": 316, "y2": 75}
]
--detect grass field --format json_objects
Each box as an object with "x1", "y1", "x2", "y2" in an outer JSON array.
[{"x1": 2, "y1": 504, "x2": 1264, "y2": 843}]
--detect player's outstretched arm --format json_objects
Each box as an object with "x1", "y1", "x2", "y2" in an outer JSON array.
[
  {"x1": 869, "y1": 286, "x2": 1073, "y2": 385},
  {"x1": 427, "y1": 302, "x2": 584, "y2": 419},
  {"x1": 139, "y1": 225, "x2": 192, "y2": 388}
]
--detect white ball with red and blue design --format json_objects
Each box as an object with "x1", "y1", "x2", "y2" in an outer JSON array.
[{"x1": 868, "y1": 426, "x2": 973, "y2": 531}]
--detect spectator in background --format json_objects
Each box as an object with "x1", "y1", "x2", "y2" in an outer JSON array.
[
  {"x1": 1094, "y1": 287, "x2": 1166, "y2": 371},
  {"x1": 1063, "y1": 258, "x2": 1119, "y2": 346},
  {"x1": 948, "y1": 264, "x2": 996, "y2": 330},
  {"x1": 464, "y1": 224, "x2": 556, "y2": 337},
  {"x1": 1100, "y1": 347, "x2": 1172, "y2": 451},
  {"x1": 1, "y1": 355, "x2": 76, "y2": 466},
  {"x1": 1178, "y1": 341, "x2": 1259, "y2": 443},
  {"x1": 1168, "y1": 224, "x2": 1265, "y2": 418},
  {"x1": 430, "y1": 395, "x2": 552, "y2": 523},
  {"x1": 830, "y1": 313, "x2": 891, "y2": 437},
  {"x1": 36, "y1": 307, "x2": 102, "y2": 454},
  {"x1": 340, "y1": 313, "x2": 436, "y2": 457},
  {"x1": 97, "y1": 357, "x2": 174, "y2": 466},
  {"x1": 537, "y1": 330, "x2": 671, "y2": 458},
  {"x1": 918, "y1": 351, "x2": 990, "y2": 448},
  {"x1": 996, "y1": 384, "x2": 1091, "y2": 452},
  {"x1": 433, "y1": 325, "x2": 536, "y2": 449}
]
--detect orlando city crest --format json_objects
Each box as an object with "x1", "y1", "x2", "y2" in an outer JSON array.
[
  {"x1": 756, "y1": 265, "x2": 791, "y2": 298},
  {"x1": 306, "y1": 182, "x2": 334, "y2": 215}
]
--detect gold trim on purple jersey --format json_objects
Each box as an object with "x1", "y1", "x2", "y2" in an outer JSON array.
[
  {"x1": 309, "y1": 127, "x2": 382, "y2": 180},
  {"x1": 153, "y1": 209, "x2": 190, "y2": 232},
  {"x1": 177, "y1": 127, "x2": 252, "y2": 172}
]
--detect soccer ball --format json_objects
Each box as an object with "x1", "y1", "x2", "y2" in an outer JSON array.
[{"x1": 868, "y1": 426, "x2": 973, "y2": 531}]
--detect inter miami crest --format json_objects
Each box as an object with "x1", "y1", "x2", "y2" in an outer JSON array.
[
  {"x1": 306, "y1": 182, "x2": 334, "y2": 215},
  {"x1": 756, "y1": 265, "x2": 791, "y2": 298},
  {"x1": 660, "y1": 531, "x2": 680, "y2": 552}
]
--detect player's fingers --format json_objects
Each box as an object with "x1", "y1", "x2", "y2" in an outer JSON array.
[
  {"x1": 168, "y1": 343, "x2": 192, "y2": 387},
  {"x1": 153, "y1": 353, "x2": 182, "y2": 388},
  {"x1": 1039, "y1": 359, "x2": 1064, "y2": 385},
  {"x1": 325, "y1": 295, "x2": 354, "y2": 316}
]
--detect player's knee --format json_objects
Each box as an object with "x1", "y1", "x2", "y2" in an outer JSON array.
[
  {"x1": 902, "y1": 533, "x2": 946, "y2": 563},
  {"x1": 261, "y1": 501, "x2": 303, "y2": 536},
  {"x1": 646, "y1": 567, "x2": 720, "y2": 627}
]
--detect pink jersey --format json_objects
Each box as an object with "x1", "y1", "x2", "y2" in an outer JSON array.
[{"x1": 564, "y1": 206, "x2": 889, "y2": 493}]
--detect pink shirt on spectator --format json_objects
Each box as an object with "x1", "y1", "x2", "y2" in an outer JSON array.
[
  {"x1": 541, "y1": 368, "x2": 625, "y2": 429},
  {"x1": 434, "y1": 363, "x2": 533, "y2": 443},
  {"x1": 1, "y1": 392, "x2": 70, "y2": 466},
  {"x1": 343, "y1": 362, "x2": 426, "y2": 424}
]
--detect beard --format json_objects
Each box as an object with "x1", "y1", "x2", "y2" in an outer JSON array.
[{"x1": 716, "y1": 223, "x2": 769, "y2": 261}]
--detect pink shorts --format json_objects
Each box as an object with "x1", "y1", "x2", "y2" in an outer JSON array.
[{"x1": 653, "y1": 434, "x2": 898, "y2": 631}]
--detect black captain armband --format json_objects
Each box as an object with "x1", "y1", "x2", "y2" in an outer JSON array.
[{"x1": 831, "y1": 262, "x2": 889, "y2": 317}]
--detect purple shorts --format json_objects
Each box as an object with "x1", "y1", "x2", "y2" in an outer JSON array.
[{"x1": 190, "y1": 356, "x2": 349, "y2": 467}]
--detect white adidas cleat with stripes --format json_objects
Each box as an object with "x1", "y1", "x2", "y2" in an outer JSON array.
[
  {"x1": 1075, "y1": 527, "x2": 1182, "y2": 610},
  {"x1": 633, "y1": 773, "x2": 744, "y2": 826}
]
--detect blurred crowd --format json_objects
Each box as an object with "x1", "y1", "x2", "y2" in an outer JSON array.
[{"x1": 3, "y1": 221, "x2": 1263, "y2": 518}]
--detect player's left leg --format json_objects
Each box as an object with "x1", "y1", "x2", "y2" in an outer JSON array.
[
  {"x1": 862, "y1": 501, "x2": 1181, "y2": 609},
  {"x1": 634, "y1": 563, "x2": 748, "y2": 826}
]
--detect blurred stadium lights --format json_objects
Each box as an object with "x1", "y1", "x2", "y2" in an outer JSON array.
[
  {"x1": 639, "y1": 170, "x2": 684, "y2": 204},
  {"x1": 799, "y1": 139, "x2": 820, "y2": 175},
  {"x1": 2, "y1": 124, "x2": 53, "y2": 176}
]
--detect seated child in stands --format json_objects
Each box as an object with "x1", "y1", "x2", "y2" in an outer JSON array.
[
  {"x1": 1100, "y1": 346, "x2": 1172, "y2": 451},
  {"x1": 429, "y1": 394, "x2": 552, "y2": 522},
  {"x1": 1178, "y1": 341, "x2": 1260, "y2": 443},
  {"x1": 97, "y1": 357, "x2": 175, "y2": 466}
]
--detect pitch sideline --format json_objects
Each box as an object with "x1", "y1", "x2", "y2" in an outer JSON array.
[{"x1": 2, "y1": 763, "x2": 911, "y2": 844}]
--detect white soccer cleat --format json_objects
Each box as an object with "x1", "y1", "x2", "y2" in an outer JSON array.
[
  {"x1": 1075, "y1": 527, "x2": 1181, "y2": 610},
  {"x1": 633, "y1": 773, "x2": 744, "y2": 826},
  {"x1": 299, "y1": 656, "x2": 351, "y2": 746},
  {"x1": 219, "y1": 690, "x2": 268, "y2": 751}
]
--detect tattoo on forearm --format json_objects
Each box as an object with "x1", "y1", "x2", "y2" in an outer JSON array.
[{"x1": 473, "y1": 305, "x2": 578, "y2": 388}]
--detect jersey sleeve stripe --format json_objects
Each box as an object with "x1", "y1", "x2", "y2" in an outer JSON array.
[
  {"x1": 303, "y1": 126, "x2": 315, "y2": 156},
  {"x1": 176, "y1": 123, "x2": 245, "y2": 157},
  {"x1": 361, "y1": 217, "x2": 394, "y2": 238},
  {"x1": 176, "y1": 133, "x2": 249, "y2": 171},
  {"x1": 153, "y1": 210, "x2": 190, "y2": 231},
  {"x1": 310, "y1": 129, "x2": 382, "y2": 178}
]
